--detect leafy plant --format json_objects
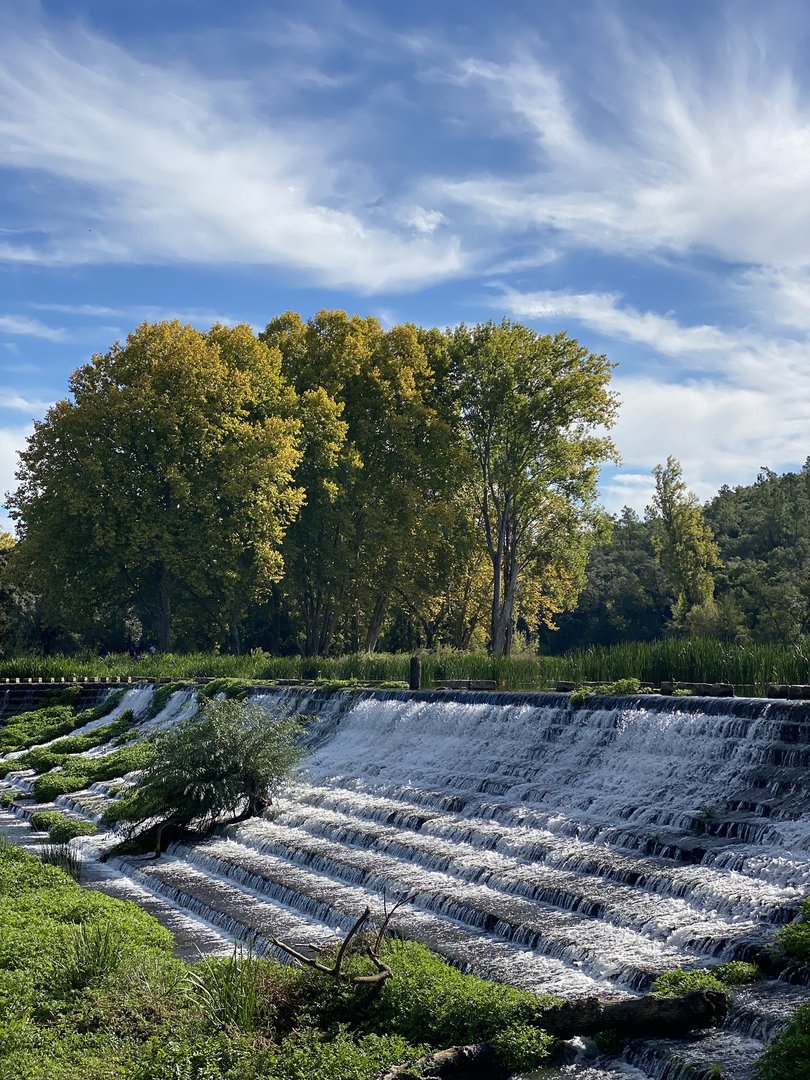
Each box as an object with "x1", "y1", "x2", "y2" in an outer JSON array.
[
  {"x1": 652, "y1": 967, "x2": 727, "y2": 997},
  {"x1": 776, "y1": 898, "x2": 810, "y2": 960},
  {"x1": 107, "y1": 698, "x2": 302, "y2": 852},
  {"x1": 754, "y1": 1000, "x2": 810, "y2": 1079},
  {"x1": 568, "y1": 676, "x2": 652, "y2": 707},
  {"x1": 189, "y1": 949, "x2": 262, "y2": 1032}
]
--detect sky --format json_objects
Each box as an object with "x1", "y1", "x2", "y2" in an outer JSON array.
[{"x1": 1, "y1": 0, "x2": 810, "y2": 527}]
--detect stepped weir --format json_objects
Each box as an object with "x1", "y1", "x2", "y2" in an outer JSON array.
[{"x1": 2, "y1": 684, "x2": 810, "y2": 1078}]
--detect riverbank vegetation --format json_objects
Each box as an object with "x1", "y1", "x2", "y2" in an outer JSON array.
[
  {"x1": 0, "y1": 636, "x2": 809, "y2": 692},
  {"x1": 0, "y1": 841, "x2": 558, "y2": 1079}
]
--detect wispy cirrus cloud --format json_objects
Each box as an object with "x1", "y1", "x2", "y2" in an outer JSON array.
[
  {"x1": 0, "y1": 315, "x2": 65, "y2": 342},
  {"x1": 0, "y1": 15, "x2": 465, "y2": 292},
  {"x1": 436, "y1": 31, "x2": 810, "y2": 274},
  {"x1": 500, "y1": 285, "x2": 810, "y2": 511}
]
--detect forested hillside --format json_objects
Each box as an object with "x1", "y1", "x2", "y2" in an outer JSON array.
[{"x1": 549, "y1": 461, "x2": 810, "y2": 653}]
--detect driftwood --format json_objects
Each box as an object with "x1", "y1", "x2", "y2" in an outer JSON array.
[
  {"x1": 272, "y1": 898, "x2": 407, "y2": 987},
  {"x1": 377, "y1": 1043, "x2": 506, "y2": 1080},
  {"x1": 535, "y1": 988, "x2": 728, "y2": 1039},
  {"x1": 374, "y1": 990, "x2": 728, "y2": 1080}
]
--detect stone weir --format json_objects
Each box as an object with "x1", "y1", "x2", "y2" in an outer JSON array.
[{"x1": 2, "y1": 683, "x2": 810, "y2": 1079}]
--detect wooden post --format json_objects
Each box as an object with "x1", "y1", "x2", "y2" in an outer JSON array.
[{"x1": 409, "y1": 656, "x2": 421, "y2": 691}]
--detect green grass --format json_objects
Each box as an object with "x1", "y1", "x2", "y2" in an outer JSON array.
[
  {"x1": 30, "y1": 810, "x2": 98, "y2": 843},
  {"x1": 0, "y1": 841, "x2": 559, "y2": 1079},
  {"x1": 1, "y1": 638, "x2": 809, "y2": 690},
  {"x1": 32, "y1": 742, "x2": 155, "y2": 803}
]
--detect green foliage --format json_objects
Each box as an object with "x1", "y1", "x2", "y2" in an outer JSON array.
[
  {"x1": 651, "y1": 968, "x2": 727, "y2": 997},
  {"x1": 0, "y1": 841, "x2": 561, "y2": 1080},
  {"x1": 489, "y1": 1021, "x2": 554, "y2": 1070},
  {"x1": 31, "y1": 810, "x2": 98, "y2": 843},
  {"x1": 712, "y1": 961, "x2": 761, "y2": 985},
  {"x1": 672, "y1": 687, "x2": 695, "y2": 695},
  {"x1": 648, "y1": 456, "x2": 721, "y2": 631},
  {"x1": 32, "y1": 742, "x2": 154, "y2": 803},
  {"x1": 452, "y1": 320, "x2": 618, "y2": 655},
  {"x1": 754, "y1": 1001, "x2": 810, "y2": 1080},
  {"x1": 0, "y1": 705, "x2": 77, "y2": 754},
  {"x1": 568, "y1": 676, "x2": 652, "y2": 707},
  {"x1": 109, "y1": 698, "x2": 302, "y2": 834},
  {"x1": 776, "y1": 898, "x2": 810, "y2": 960},
  {"x1": 7, "y1": 320, "x2": 304, "y2": 653},
  {"x1": 189, "y1": 951, "x2": 263, "y2": 1033},
  {"x1": 345, "y1": 938, "x2": 558, "y2": 1052}
]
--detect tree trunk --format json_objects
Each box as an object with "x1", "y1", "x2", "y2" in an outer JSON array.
[
  {"x1": 364, "y1": 593, "x2": 387, "y2": 653},
  {"x1": 157, "y1": 565, "x2": 172, "y2": 652},
  {"x1": 228, "y1": 612, "x2": 241, "y2": 655},
  {"x1": 377, "y1": 1043, "x2": 505, "y2": 1080},
  {"x1": 374, "y1": 989, "x2": 727, "y2": 1080},
  {"x1": 536, "y1": 988, "x2": 728, "y2": 1039}
]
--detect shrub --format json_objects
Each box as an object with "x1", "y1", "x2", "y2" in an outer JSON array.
[
  {"x1": 754, "y1": 1001, "x2": 810, "y2": 1079},
  {"x1": 32, "y1": 743, "x2": 154, "y2": 803},
  {"x1": 652, "y1": 968, "x2": 726, "y2": 996},
  {"x1": 306, "y1": 937, "x2": 559, "y2": 1054},
  {"x1": 713, "y1": 961, "x2": 761, "y2": 985},
  {"x1": 777, "y1": 899, "x2": 810, "y2": 961},
  {"x1": 109, "y1": 699, "x2": 302, "y2": 850},
  {"x1": 569, "y1": 677, "x2": 652, "y2": 708}
]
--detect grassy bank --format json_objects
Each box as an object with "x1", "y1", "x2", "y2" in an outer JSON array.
[
  {"x1": 0, "y1": 841, "x2": 557, "y2": 1079},
  {"x1": 0, "y1": 638, "x2": 809, "y2": 691}
]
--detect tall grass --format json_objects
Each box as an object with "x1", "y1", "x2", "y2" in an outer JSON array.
[{"x1": 0, "y1": 638, "x2": 808, "y2": 691}]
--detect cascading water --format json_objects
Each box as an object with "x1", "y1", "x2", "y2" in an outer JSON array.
[{"x1": 3, "y1": 684, "x2": 810, "y2": 1078}]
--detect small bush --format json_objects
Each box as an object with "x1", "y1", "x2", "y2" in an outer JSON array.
[
  {"x1": 189, "y1": 950, "x2": 263, "y2": 1032},
  {"x1": 713, "y1": 961, "x2": 761, "y2": 985},
  {"x1": 32, "y1": 742, "x2": 154, "y2": 803},
  {"x1": 652, "y1": 968, "x2": 726, "y2": 997},
  {"x1": 569, "y1": 677, "x2": 652, "y2": 708},
  {"x1": 754, "y1": 1001, "x2": 810, "y2": 1079},
  {"x1": 777, "y1": 899, "x2": 810, "y2": 961}
]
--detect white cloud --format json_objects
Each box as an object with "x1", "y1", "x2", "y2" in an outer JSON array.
[
  {"x1": 0, "y1": 315, "x2": 65, "y2": 342},
  {"x1": 400, "y1": 206, "x2": 447, "y2": 235},
  {"x1": 498, "y1": 287, "x2": 810, "y2": 511},
  {"x1": 0, "y1": 19, "x2": 465, "y2": 292},
  {"x1": 439, "y1": 36, "x2": 810, "y2": 273},
  {"x1": 29, "y1": 303, "x2": 240, "y2": 328},
  {"x1": 0, "y1": 390, "x2": 55, "y2": 415},
  {"x1": 499, "y1": 289, "x2": 735, "y2": 356},
  {"x1": 0, "y1": 423, "x2": 33, "y2": 531}
]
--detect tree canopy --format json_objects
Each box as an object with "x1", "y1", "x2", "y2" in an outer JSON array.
[{"x1": 5, "y1": 311, "x2": 625, "y2": 657}]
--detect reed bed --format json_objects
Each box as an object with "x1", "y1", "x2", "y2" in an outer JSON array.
[{"x1": 0, "y1": 638, "x2": 807, "y2": 691}]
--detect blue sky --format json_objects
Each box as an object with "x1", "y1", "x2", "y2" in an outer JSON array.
[{"x1": 1, "y1": 0, "x2": 809, "y2": 527}]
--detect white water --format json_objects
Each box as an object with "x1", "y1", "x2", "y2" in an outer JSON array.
[{"x1": 3, "y1": 685, "x2": 810, "y2": 1078}]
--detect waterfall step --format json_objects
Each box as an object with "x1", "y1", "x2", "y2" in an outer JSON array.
[
  {"x1": 624, "y1": 1029, "x2": 765, "y2": 1080},
  {"x1": 223, "y1": 816, "x2": 774, "y2": 962},
  {"x1": 133, "y1": 843, "x2": 609, "y2": 997},
  {"x1": 265, "y1": 793, "x2": 802, "y2": 924}
]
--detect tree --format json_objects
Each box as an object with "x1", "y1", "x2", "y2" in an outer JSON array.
[
  {"x1": 262, "y1": 311, "x2": 461, "y2": 655},
  {"x1": 547, "y1": 508, "x2": 669, "y2": 651},
  {"x1": 451, "y1": 322, "x2": 618, "y2": 655},
  {"x1": 7, "y1": 321, "x2": 303, "y2": 651},
  {"x1": 109, "y1": 698, "x2": 303, "y2": 855},
  {"x1": 647, "y1": 457, "x2": 722, "y2": 632}
]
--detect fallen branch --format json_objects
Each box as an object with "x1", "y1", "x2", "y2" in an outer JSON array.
[
  {"x1": 376, "y1": 1043, "x2": 506, "y2": 1080},
  {"x1": 272, "y1": 902, "x2": 404, "y2": 986},
  {"x1": 535, "y1": 988, "x2": 728, "y2": 1040}
]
